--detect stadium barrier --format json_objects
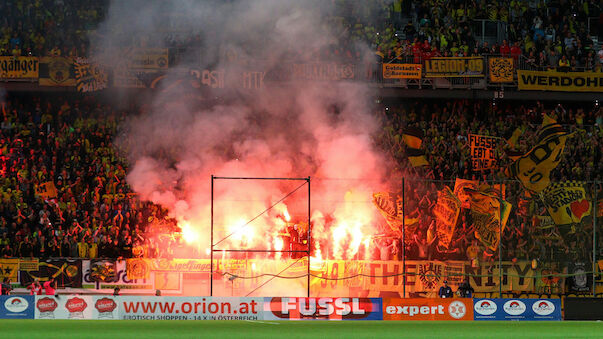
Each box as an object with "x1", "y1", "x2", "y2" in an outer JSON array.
[
  {"x1": 383, "y1": 298, "x2": 473, "y2": 321},
  {"x1": 563, "y1": 298, "x2": 603, "y2": 320},
  {"x1": 0, "y1": 295, "x2": 35, "y2": 319},
  {"x1": 473, "y1": 298, "x2": 562, "y2": 321},
  {"x1": 0, "y1": 295, "x2": 568, "y2": 321}
]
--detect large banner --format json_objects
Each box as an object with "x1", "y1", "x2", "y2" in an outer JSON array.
[
  {"x1": 469, "y1": 134, "x2": 499, "y2": 170},
  {"x1": 125, "y1": 48, "x2": 169, "y2": 70},
  {"x1": 114, "y1": 48, "x2": 168, "y2": 88},
  {"x1": 488, "y1": 57, "x2": 514, "y2": 83},
  {"x1": 74, "y1": 58, "x2": 108, "y2": 92},
  {"x1": 127, "y1": 258, "x2": 211, "y2": 280},
  {"x1": 19, "y1": 259, "x2": 82, "y2": 288},
  {"x1": 423, "y1": 57, "x2": 484, "y2": 77},
  {"x1": 115, "y1": 258, "x2": 542, "y2": 297},
  {"x1": 0, "y1": 259, "x2": 19, "y2": 282},
  {"x1": 290, "y1": 63, "x2": 354, "y2": 81},
  {"x1": 264, "y1": 297, "x2": 382, "y2": 320},
  {"x1": 38, "y1": 57, "x2": 76, "y2": 86},
  {"x1": 383, "y1": 298, "x2": 473, "y2": 320},
  {"x1": 0, "y1": 295, "x2": 35, "y2": 319},
  {"x1": 0, "y1": 56, "x2": 39, "y2": 79},
  {"x1": 540, "y1": 181, "x2": 591, "y2": 225},
  {"x1": 433, "y1": 187, "x2": 461, "y2": 249},
  {"x1": 474, "y1": 298, "x2": 561, "y2": 321},
  {"x1": 517, "y1": 70, "x2": 603, "y2": 92},
  {"x1": 382, "y1": 63, "x2": 422, "y2": 79},
  {"x1": 510, "y1": 116, "x2": 568, "y2": 192},
  {"x1": 82, "y1": 260, "x2": 154, "y2": 292}
]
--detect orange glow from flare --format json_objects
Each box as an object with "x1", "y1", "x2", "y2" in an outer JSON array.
[
  {"x1": 180, "y1": 221, "x2": 200, "y2": 245},
  {"x1": 283, "y1": 209, "x2": 291, "y2": 222}
]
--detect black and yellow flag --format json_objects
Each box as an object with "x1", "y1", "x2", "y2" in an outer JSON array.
[
  {"x1": 466, "y1": 189, "x2": 512, "y2": 251},
  {"x1": 39, "y1": 57, "x2": 76, "y2": 86},
  {"x1": 407, "y1": 148, "x2": 429, "y2": 167},
  {"x1": 373, "y1": 191, "x2": 420, "y2": 235},
  {"x1": 506, "y1": 126, "x2": 525, "y2": 149},
  {"x1": 433, "y1": 186, "x2": 461, "y2": 249},
  {"x1": 74, "y1": 58, "x2": 108, "y2": 92},
  {"x1": 509, "y1": 115, "x2": 568, "y2": 192},
  {"x1": 402, "y1": 127, "x2": 423, "y2": 149},
  {"x1": 540, "y1": 181, "x2": 591, "y2": 225}
]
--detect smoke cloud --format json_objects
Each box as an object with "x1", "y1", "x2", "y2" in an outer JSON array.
[{"x1": 92, "y1": 0, "x2": 393, "y2": 279}]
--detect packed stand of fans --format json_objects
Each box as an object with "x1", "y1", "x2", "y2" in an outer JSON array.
[
  {"x1": 374, "y1": 99, "x2": 602, "y2": 264},
  {"x1": 0, "y1": 0, "x2": 107, "y2": 57},
  {"x1": 379, "y1": 1, "x2": 603, "y2": 71},
  {"x1": 0, "y1": 95, "x2": 184, "y2": 260}
]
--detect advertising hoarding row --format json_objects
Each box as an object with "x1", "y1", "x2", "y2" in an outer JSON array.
[
  {"x1": 473, "y1": 298, "x2": 561, "y2": 321},
  {"x1": 0, "y1": 296, "x2": 561, "y2": 321}
]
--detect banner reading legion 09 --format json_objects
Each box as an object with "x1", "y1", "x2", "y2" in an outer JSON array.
[{"x1": 424, "y1": 57, "x2": 484, "y2": 77}]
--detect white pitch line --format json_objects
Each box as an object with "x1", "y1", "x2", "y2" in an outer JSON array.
[{"x1": 244, "y1": 320, "x2": 280, "y2": 325}]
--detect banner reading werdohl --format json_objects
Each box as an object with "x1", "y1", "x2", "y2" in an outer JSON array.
[{"x1": 517, "y1": 70, "x2": 603, "y2": 92}]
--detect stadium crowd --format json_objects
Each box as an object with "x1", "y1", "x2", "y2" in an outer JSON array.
[
  {"x1": 375, "y1": 99, "x2": 602, "y2": 263},
  {"x1": 0, "y1": 0, "x2": 601, "y2": 267},
  {"x1": 0, "y1": 94, "x2": 183, "y2": 261},
  {"x1": 0, "y1": 0, "x2": 106, "y2": 57}
]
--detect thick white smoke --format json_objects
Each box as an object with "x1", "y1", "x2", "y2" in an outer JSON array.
[{"x1": 92, "y1": 0, "x2": 393, "y2": 269}]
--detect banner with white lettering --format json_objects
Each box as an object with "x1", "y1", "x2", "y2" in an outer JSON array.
[{"x1": 263, "y1": 297, "x2": 382, "y2": 320}]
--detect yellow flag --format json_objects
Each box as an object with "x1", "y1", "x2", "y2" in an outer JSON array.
[
  {"x1": 35, "y1": 181, "x2": 58, "y2": 199},
  {"x1": 433, "y1": 187, "x2": 461, "y2": 249},
  {"x1": 540, "y1": 181, "x2": 591, "y2": 225},
  {"x1": 373, "y1": 192, "x2": 420, "y2": 235},
  {"x1": 126, "y1": 258, "x2": 150, "y2": 280},
  {"x1": 467, "y1": 190, "x2": 512, "y2": 251},
  {"x1": 453, "y1": 178, "x2": 479, "y2": 208},
  {"x1": 0, "y1": 259, "x2": 19, "y2": 281},
  {"x1": 510, "y1": 116, "x2": 568, "y2": 192}
]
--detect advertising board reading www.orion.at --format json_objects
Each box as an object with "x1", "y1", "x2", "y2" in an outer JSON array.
[{"x1": 119, "y1": 297, "x2": 262, "y2": 320}]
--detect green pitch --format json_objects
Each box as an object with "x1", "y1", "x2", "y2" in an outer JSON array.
[{"x1": 0, "y1": 320, "x2": 601, "y2": 339}]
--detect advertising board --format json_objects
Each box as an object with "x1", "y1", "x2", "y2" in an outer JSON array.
[
  {"x1": 118, "y1": 296, "x2": 264, "y2": 320},
  {"x1": 0, "y1": 295, "x2": 35, "y2": 319},
  {"x1": 263, "y1": 297, "x2": 382, "y2": 320},
  {"x1": 382, "y1": 298, "x2": 473, "y2": 320},
  {"x1": 473, "y1": 298, "x2": 561, "y2": 320}
]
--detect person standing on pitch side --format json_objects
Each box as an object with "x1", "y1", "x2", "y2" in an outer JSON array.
[{"x1": 438, "y1": 280, "x2": 453, "y2": 298}]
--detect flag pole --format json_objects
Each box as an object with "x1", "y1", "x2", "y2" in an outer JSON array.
[
  {"x1": 402, "y1": 177, "x2": 406, "y2": 298},
  {"x1": 498, "y1": 179, "x2": 503, "y2": 298},
  {"x1": 593, "y1": 180, "x2": 597, "y2": 298}
]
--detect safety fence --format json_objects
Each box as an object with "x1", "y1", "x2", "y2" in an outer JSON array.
[{"x1": 2, "y1": 257, "x2": 601, "y2": 299}]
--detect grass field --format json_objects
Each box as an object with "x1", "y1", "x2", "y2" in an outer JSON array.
[{"x1": 0, "y1": 320, "x2": 601, "y2": 339}]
